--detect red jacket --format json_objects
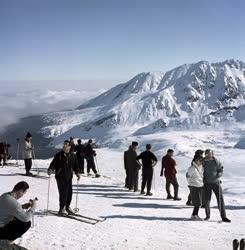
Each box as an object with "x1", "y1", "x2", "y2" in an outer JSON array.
[{"x1": 161, "y1": 155, "x2": 177, "y2": 178}]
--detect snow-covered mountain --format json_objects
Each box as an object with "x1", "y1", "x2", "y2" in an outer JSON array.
[{"x1": 2, "y1": 59, "x2": 245, "y2": 157}]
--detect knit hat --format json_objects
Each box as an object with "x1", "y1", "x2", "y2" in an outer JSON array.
[{"x1": 26, "y1": 132, "x2": 32, "y2": 138}]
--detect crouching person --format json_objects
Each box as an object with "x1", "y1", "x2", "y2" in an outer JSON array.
[
  {"x1": 48, "y1": 140, "x2": 80, "y2": 216},
  {"x1": 0, "y1": 181, "x2": 36, "y2": 241}
]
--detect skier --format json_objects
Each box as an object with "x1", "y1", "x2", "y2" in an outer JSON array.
[
  {"x1": 74, "y1": 139, "x2": 85, "y2": 174},
  {"x1": 0, "y1": 181, "x2": 37, "y2": 241},
  {"x1": 203, "y1": 149, "x2": 231, "y2": 222},
  {"x1": 136, "y1": 144, "x2": 157, "y2": 196},
  {"x1": 160, "y1": 149, "x2": 181, "y2": 200},
  {"x1": 0, "y1": 141, "x2": 6, "y2": 166},
  {"x1": 84, "y1": 139, "x2": 100, "y2": 178},
  {"x1": 47, "y1": 140, "x2": 80, "y2": 215},
  {"x1": 124, "y1": 146, "x2": 130, "y2": 188},
  {"x1": 186, "y1": 154, "x2": 207, "y2": 220},
  {"x1": 23, "y1": 132, "x2": 34, "y2": 176},
  {"x1": 69, "y1": 137, "x2": 76, "y2": 154},
  {"x1": 124, "y1": 141, "x2": 140, "y2": 192},
  {"x1": 186, "y1": 149, "x2": 204, "y2": 206}
]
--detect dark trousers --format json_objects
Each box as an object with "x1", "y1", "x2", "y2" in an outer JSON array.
[
  {"x1": 56, "y1": 178, "x2": 73, "y2": 210},
  {"x1": 77, "y1": 155, "x2": 84, "y2": 173},
  {"x1": 204, "y1": 182, "x2": 227, "y2": 219},
  {"x1": 128, "y1": 169, "x2": 139, "y2": 191},
  {"x1": 166, "y1": 176, "x2": 179, "y2": 198},
  {"x1": 0, "y1": 218, "x2": 31, "y2": 241},
  {"x1": 125, "y1": 168, "x2": 129, "y2": 188},
  {"x1": 86, "y1": 157, "x2": 97, "y2": 174},
  {"x1": 24, "y1": 158, "x2": 32, "y2": 173},
  {"x1": 141, "y1": 168, "x2": 153, "y2": 193},
  {"x1": 192, "y1": 207, "x2": 199, "y2": 216}
]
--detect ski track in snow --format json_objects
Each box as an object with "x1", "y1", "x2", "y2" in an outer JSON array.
[{"x1": 0, "y1": 135, "x2": 245, "y2": 250}]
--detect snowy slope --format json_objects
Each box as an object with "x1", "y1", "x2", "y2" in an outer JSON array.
[
  {"x1": 0, "y1": 130, "x2": 244, "y2": 250},
  {"x1": 42, "y1": 59, "x2": 245, "y2": 148}
]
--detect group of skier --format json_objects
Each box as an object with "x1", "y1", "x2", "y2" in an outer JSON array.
[
  {"x1": 0, "y1": 135, "x2": 233, "y2": 247},
  {"x1": 124, "y1": 141, "x2": 231, "y2": 222},
  {"x1": 124, "y1": 142, "x2": 181, "y2": 199}
]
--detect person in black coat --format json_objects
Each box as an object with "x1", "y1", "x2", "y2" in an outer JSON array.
[
  {"x1": 84, "y1": 139, "x2": 100, "y2": 178},
  {"x1": 74, "y1": 139, "x2": 85, "y2": 174},
  {"x1": 48, "y1": 140, "x2": 80, "y2": 215},
  {"x1": 136, "y1": 144, "x2": 157, "y2": 196}
]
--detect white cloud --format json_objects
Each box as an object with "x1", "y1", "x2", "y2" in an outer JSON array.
[{"x1": 0, "y1": 83, "x2": 106, "y2": 132}]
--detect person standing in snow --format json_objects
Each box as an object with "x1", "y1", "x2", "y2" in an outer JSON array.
[
  {"x1": 160, "y1": 149, "x2": 181, "y2": 200},
  {"x1": 124, "y1": 141, "x2": 140, "y2": 192},
  {"x1": 186, "y1": 149, "x2": 204, "y2": 206},
  {"x1": 186, "y1": 155, "x2": 206, "y2": 220},
  {"x1": 203, "y1": 149, "x2": 231, "y2": 222},
  {"x1": 84, "y1": 139, "x2": 100, "y2": 178},
  {"x1": 74, "y1": 139, "x2": 85, "y2": 174},
  {"x1": 47, "y1": 140, "x2": 80, "y2": 215},
  {"x1": 23, "y1": 132, "x2": 34, "y2": 176},
  {"x1": 136, "y1": 144, "x2": 157, "y2": 196},
  {"x1": 0, "y1": 181, "x2": 37, "y2": 241},
  {"x1": 69, "y1": 137, "x2": 76, "y2": 154}
]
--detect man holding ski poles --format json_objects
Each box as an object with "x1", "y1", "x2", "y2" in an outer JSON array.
[{"x1": 47, "y1": 140, "x2": 80, "y2": 216}]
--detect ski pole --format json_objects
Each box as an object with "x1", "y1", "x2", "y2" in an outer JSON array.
[
  {"x1": 46, "y1": 176, "x2": 51, "y2": 214},
  {"x1": 95, "y1": 156, "x2": 100, "y2": 174},
  {"x1": 74, "y1": 179, "x2": 79, "y2": 213},
  {"x1": 32, "y1": 147, "x2": 40, "y2": 175},
  {"x1": 16, "y1": 138, "x2": 20, "y2": 166}
]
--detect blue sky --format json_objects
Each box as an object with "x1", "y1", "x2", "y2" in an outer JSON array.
[{"x1": 0, "y1": 0, "x2": 245, "y2": 81}]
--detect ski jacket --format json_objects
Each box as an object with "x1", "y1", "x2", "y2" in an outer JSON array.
[
  {"x1": 203, "y1": 157, "x2": 223, "y2": 183},
  {"x1": 161, "y1": 155, "x2": 177, "y2": 178},
  {"x1": 124, "y1": 146, "x2": 140, "y2": 171},
  {"x1": 0, "y1": 192, "x2": 35, "y2": 227},
  {"x1": 23, "y1": 140, "x2": 33, "y2": 159},
  {"x1": 136, "y1": 151, "x2": 157, "y2": 169},
  {"x1": 84, "y1": 144, "x2": 96, "y2": 159},
  {"x1": 48, "y1": 151, "x2": 79, "y2": 181},
  {"x1": 74, "y1": 144, "x2": 85, "y2": 157},
  {"x1": 186, "y1": 162, "x2": 204, "y2": 187}
]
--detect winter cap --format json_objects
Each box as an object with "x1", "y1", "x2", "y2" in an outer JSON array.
[
  {"x1": 194, "y1": 149, "x2": 204, "y2": 157},
  {"x1": 26, "y1": 132, "x2": 32, "y2": 138},
  {"x1": 88, "y1": 139, "x2": 93, "y2": 143},
  {"x1": 132, "y1": 141, "x2": 138, "y2": 147}
]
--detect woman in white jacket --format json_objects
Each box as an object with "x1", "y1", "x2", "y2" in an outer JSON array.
[
  {"x1": 23, "y1": 132, "x2": 33, "y2": 176},
  {"x1": 186, "y1": 155, "x2": 206, "y2": 220}
]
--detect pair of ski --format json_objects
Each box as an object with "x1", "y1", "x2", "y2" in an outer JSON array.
[
  {"x1": 47, "y1": 210, "x2": 106, "y2": 225},
  {"x1": 233, "y1": 239, "x2": 245, "y2": 250}
]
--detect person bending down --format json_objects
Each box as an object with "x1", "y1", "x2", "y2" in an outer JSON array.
[{"x1": 0, "y1": 181, "x2": 37, "y2": 241}]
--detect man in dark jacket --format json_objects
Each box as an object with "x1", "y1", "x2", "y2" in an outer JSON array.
[
  {"x1": 74, "y1": 139, "x2": 85, "y2": 174},
  {"x1": 48, "y1": 140, "x2": 80, "y2": 215},
  {"x1": 84, "y1": 139, "x2": 100, "y2": 178},
  {"x1": 136, "y1": 144, "x2": 157, "y2": 196},
  {"x1": 160, "y1": 149, "x2": 181, "y2": 200},
  {"x1": 203, "y1": 149, "x2": 231, "y2": 222},
  {"x1": 124, "y1": 141, "x2": 140, "y2": 192}
]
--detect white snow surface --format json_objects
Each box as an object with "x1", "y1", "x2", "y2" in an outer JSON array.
[{"x1": 1, "y1": 130, "x2": 245, "y2": 250}]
